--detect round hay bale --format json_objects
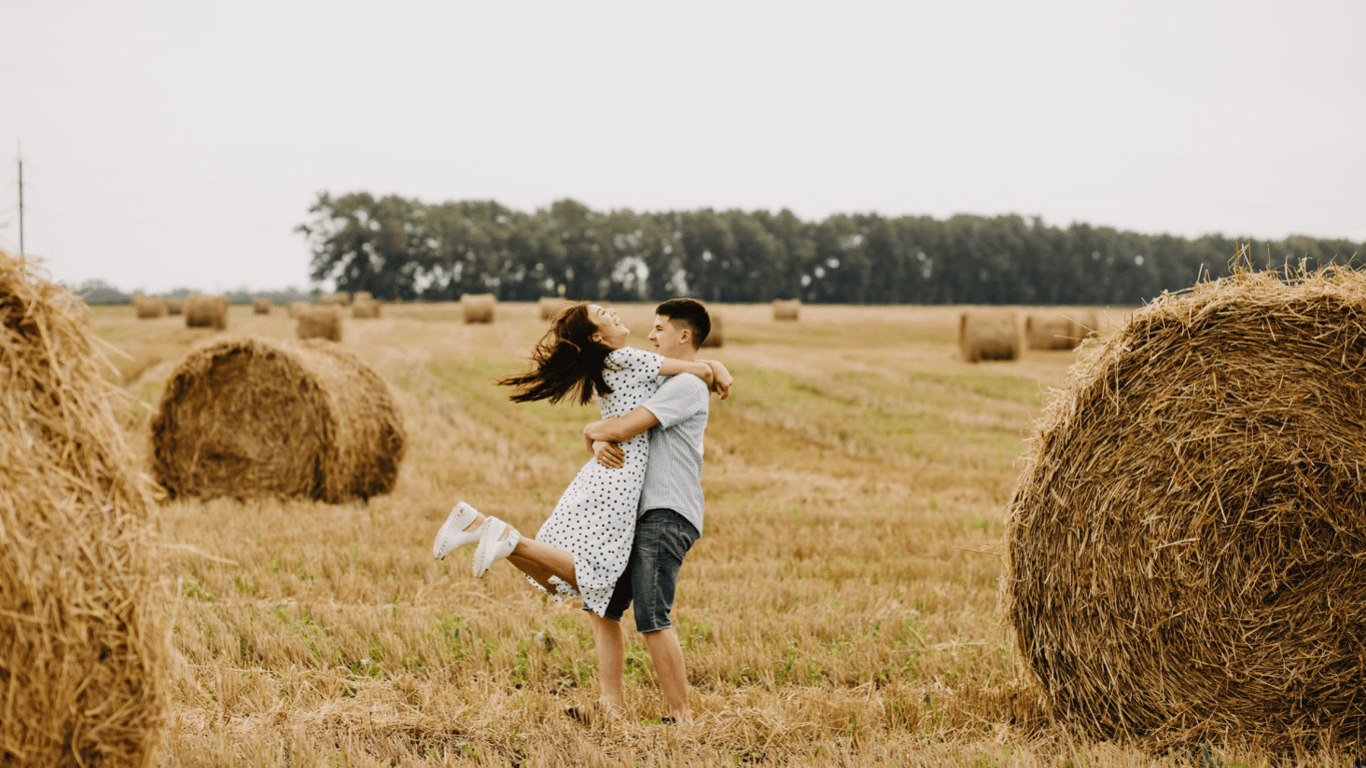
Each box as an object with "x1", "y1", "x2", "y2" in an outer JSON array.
[
  {"x1": 958, "y1": 310, "x2": 1019, "y2": 362},
  {"x1": 1005, "y1": 268, "x2": 1366, "y2": 753},
  {"x1": 135, "y1": 295, "x2": 167, "y2": 319},
  {"x1": 1023, "y1": 310, "x2": 1095, "y2": 351},
  {"x1": 353, "y1": 291, "x2": 373, "y2": 303},
  {"x1": 297, "y1": 305, "x2": 343, "y2": 342},
  {"x1": 252, "y1": 297, "x2": 272, "y2": 315},
  {"x1": 700, "y1": 313, "x2": 724, "y2": 348},
  {"x1": 352, "y1": 298, "x2": 381, "y2": 319},
  {"x1": 318, "y1": 291, "x2": 350, "y2": 308},
  {"x1": 0, "y1": 250, "x2": 167, "y2": 765},
  {"x1": 462, "y1": 293, "x2": 496, "y2": 324},
  {"x1": 538, "y1": 296, "x2": 571, "y2": 320},
  {"x1": 772, "y1": 298, "x2": 801, "y2": 321},
  {"x1": 165, "y1": 297, "x2": 185, "y2": 316},
  {"x1": 184, "y1": 293, "x2": 228, "y2": 330},
  {"x1": 150, "y1": 336, "x2": 405, "y2": 503}
]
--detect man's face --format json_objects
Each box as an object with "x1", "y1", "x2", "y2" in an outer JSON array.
[{"x1": 648, "y1": 314, "x2": 690, "y2": 358}]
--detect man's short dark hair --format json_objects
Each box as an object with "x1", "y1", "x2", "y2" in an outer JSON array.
[{"x1": 656, "y1": 298, "x2": 711, "y2": 349}]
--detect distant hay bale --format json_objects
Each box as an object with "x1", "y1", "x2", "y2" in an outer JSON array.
[
  {"x1": 538, "y1": 296, "x2": 571, "y2": 320},
  {"x1": 958, "y1": 310, "x2": 1019, "y2": 362},
  {"x1": 1023, "y1": 309, "x2": 1096, "y2": 350},
  {"x1": 150, "y1": 336, "x2": 405, "y2": 503},
  {"x1": 700, "y1": 313, "x2": 724, "y2": 348},
  {"x1": 772, "y1": 299, "x2": 801, "y2": 321},
  {"x1": 252, "y1": 297, "x2": 272, "y2": 315},
  {"x1": 318, "y1": 292, "x2": 350, "y2": 308},
  {"x1": 165, "y1": 297, "x2": 184, "y2": 315},
  {"x1": 135, "y1": 295, "x2": 167, "y2": 319},
  {"x1": 1005, "y1": 267, "x2": 1366, "y2": 753},
  {"x1": 353, "y1": 291, "x2": 373, "y2": 303},
  {"x1": 0, "y1": 250, "x2": 166, "y2": 765},
  {"x1": 297, "y1": 306, "x2": 342, "y2": 342},
  {"x1": 184, "y1": 293, "x2": 228, "y2": 330},
  {"x1": 352, "y1": 298, "x2": 380, "y2": 319},
  {"x1": 462, "y1": 293, "x2": 496, "y2": 324}
]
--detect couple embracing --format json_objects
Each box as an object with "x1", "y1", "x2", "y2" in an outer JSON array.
[{"x1": 432, "y1": 298, "x2": 731, "y2": 724}]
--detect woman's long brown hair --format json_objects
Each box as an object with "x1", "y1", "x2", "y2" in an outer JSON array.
[{"x1": 497, "y1": 303, "x2": 615, "y2": 405}]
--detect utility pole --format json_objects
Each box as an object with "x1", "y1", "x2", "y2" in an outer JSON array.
[{"x1": 16, "y1": 142, "x2": 24, "y2": 256}]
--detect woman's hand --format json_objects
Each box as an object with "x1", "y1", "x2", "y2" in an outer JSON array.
[
  {"x1": 593, "y1": 440, "x2": 625, "y2": 469},
  {"x1": 702, "y1": 360, "x2": 733, "y2": 400}
]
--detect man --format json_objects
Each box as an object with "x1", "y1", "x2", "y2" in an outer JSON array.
[{"x1": 579, "y1": 298, "x2": 722, "y2": 725}]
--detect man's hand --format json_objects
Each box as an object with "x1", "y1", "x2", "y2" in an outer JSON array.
[
  {"x1": 702, "y1": 360, "x2": 733, "y2": 400},
  {"x1": 593, "y1": 440, "x2": 625, "y2": 469}
]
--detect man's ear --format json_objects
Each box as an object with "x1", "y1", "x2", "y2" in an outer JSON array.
[{"x1": 679, "y1": 327, "x2": 693, "y2": 346}]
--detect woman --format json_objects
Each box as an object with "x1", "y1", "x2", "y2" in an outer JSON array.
[{"x1": 431, "y1": 302, "x2": 729, "y2": 617}]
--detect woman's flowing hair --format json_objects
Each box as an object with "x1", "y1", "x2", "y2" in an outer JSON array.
[{"x1": 498, "y1": 303, "x2": 615, "y2": 405}]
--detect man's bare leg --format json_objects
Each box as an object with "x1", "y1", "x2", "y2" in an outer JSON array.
[
  {"x1": 642, "y1": 627, "x2": 690, "y2": 722},
  {"x1": 587, "y1": 612, "x2": 625, "y2": 712}
]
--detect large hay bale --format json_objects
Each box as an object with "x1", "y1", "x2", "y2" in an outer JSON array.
[
  {"x1": 185, "y1": 293, "x2": 228, "y2": 330},
  {"x1": 538, "y1": 296, "x2": 571, "y2": 320},
  {"x1": 352, "y1": 298, "x2": 380, "y2": 319},
  {"x1": 958, "y1": 310, "x2": 1019, "y2": 362},
  {"x1": 135, "y1": 295, "x2": 167, "y2": 319},
  {"x1": 297, "y1": 305, "x2": 343, "y2": 342},
  {"x1": 150, "y1": 336, "x2": 405, "y2": 502},
  {"x1": 1005, "y1": 268, "x2": 1366, "y2": 753},
  {"x1": 462, "y1": 293, "x2": 496, "y2": 324},
  {"x1": 165, "y1": 297, "x2": 185, "y2": 315},
  {"x1": 0, "y1": 250, "x2": 167, "y2": 765},
  {"x1": 1023, "y1": 309, "x2": 1096, "y2": 351},
  {"x1": 772, "y1": 298, "x2": 801, "y2": 321},
  {"x1": 252, "y1": 297, "x2": 272, "y2": 315},
  {"x1": 700, "y1": 313, "x2": 724, "y2": 348},
  {"x1": 318, "y1": 292, "x2": 350, "y2": 308}
]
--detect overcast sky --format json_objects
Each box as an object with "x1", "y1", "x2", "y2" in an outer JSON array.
[{"x1": 4, "y1": 0, "x2": 1363, "y2": 293}]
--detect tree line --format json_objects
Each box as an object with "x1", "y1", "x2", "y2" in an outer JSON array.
[{"x1": 297, "y1": 192, "x2": 1366, "y2": 306}]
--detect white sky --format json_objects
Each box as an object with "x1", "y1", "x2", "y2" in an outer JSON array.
[{"x1": 3, "y1": 0, "x2": 1364, "y2": 293}]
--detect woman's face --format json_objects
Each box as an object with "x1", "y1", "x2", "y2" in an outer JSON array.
[{"x1": 588, "y1": 304, "x2": 629, "y2": 349}]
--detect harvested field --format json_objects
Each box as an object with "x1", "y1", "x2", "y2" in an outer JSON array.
[{"x1": 86, "y1": 299, "x2": 1353, "y2": 766}]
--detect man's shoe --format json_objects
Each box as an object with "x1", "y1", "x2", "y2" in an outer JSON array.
[
  {"x1": 432, "y1": 502, "x2": 482, "y2": 560},
  {"x1": 472, "y1": 517, "x2": 520, "y2": 578}
]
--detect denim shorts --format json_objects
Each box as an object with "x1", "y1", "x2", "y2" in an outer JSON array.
[{"x1": 600, "y1": 509, "x2": 699, "y2": 633}]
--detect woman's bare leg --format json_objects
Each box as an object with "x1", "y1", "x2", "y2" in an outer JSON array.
[{"x1": 506, "y1": 536, "x2": 577, "y2": 591}]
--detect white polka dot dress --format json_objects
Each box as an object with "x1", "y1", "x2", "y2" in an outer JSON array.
[{"x1": 530, "y1": 346, "x2": 665, "y2": 615}]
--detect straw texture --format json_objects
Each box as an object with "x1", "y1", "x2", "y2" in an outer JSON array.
[
  {"x1": 1005, "y1": 267, "x2": 1366, "y2": 753},
  {"x1": 150, "y1": 336, "x2": 405, "y2": 503},
  {"x1": 959, "y1": 310, "x2": 1019, "y2": 362},
  {"x1": 0, "y1": 251, "x2": 167, "y2": 766}
]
